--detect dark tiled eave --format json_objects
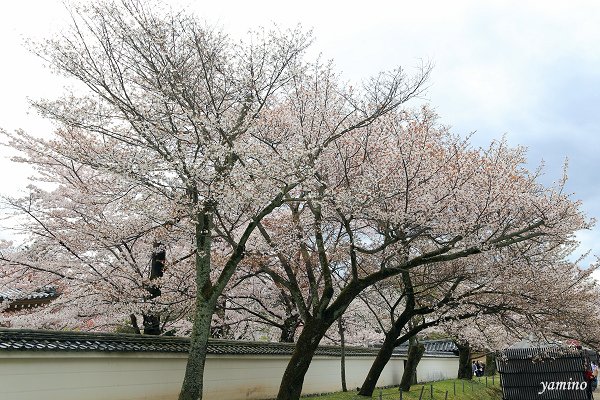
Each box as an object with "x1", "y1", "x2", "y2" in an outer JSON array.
[
  {"x1": 0, "y1": 287, "x2": 60, "y2": 311},
  {"x1": 0, "y1": 287, "x2": 58, "y2": 301},
  {"x1": 0, "y1": 329, "x2": 381, "y2": 356},
  {"x1": 1, "y1": 330, "x2": 461, "y2": 357},
  {"x1": 393, "y1": 339, "x2": 459, "y2": 356}
]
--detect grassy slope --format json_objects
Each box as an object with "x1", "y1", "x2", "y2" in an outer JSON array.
[{"x1": 302, "y1": 378, "x2": 502, "y2": 400}]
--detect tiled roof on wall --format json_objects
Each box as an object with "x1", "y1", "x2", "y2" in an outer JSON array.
[
  {"x1": 0, "y1": 329, "x2": 459, "y2": 357},
  {"x1": 0, "y1": 287, "x2": 60, "y2": 311},
  {"x1": 0, "y1": 287, "x2": 58, "y2": 301},
  {"x1": 393, "y1": 339, "x2": 459, "y2": 356},
  {"x1": 0, "y1": 329, "x2": 190, "y2": 353},
  {"x1": 0, "y1": 329, "x2": 374, "y2": 356}
]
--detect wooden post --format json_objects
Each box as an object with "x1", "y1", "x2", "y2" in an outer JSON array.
[
  {"x1": 453, "y1": 381, "x2": 456, "y2": 396},
  {"x1": 430, "y1": 384, "x2": 433, "y2": 399},
  {"x1": 444, "y1": 390, "x2": 448, "y2": 400},
  {"x1": 462, "y1": 381, "x2": 465, "y2": 392},
  {"x1": 379, "y1": 388, "x2": 382, "y2": 400},
  {"x1": 418, "y1": 385, "x2": 425, "y2": 400},
  {"x1": 399, "y1": 388, "x2": 403, "y2": 400}
]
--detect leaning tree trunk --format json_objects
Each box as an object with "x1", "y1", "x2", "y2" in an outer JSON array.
[
  {"x1": 275, "y1": 320, "x2": 328, "y2": 400},
  {"x1": 359, "y1": 271, "x2": 417, "y2": 397},
  {"x1": 399, "y1": 339, "x2": 425, "y2": 392},
  {"x1": 456, "y1": 341, "x2": 473, "y2": 380},
  {"x1": 358, "y1": 328, "x2": 404, "y2": 396}
]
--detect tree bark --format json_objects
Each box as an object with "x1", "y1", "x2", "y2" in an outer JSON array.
[
  {"x1": 358, "y1": 328, "x2": 402, "y2": 396},
  {"x1": 279, "y1": 314, "x2": 300, "y2": 343},
  {"x1": 275, "y1": 320, "x2": 328, "y2": 400},
  {"x1": 456, "y1": 341, "x2": 472, "y2": 380},
  {"x1": 178, "y1": 299, "x2": 215, "y2": 400},
  {"x1": 485, "y1": 352, "x2": 497, "y2": 376},
  {"x1": 143, "y1": 314, "x2": 161, "y2": 335},
  {"x1": 179, "y1": 207, "x2": 214, "y2": 400},
  {"x1": 399, "y1": 339, "x2": 425, "y2": 392},
  {"x1": 359, "y1": 271, "x2": 416, "y2": 397},
  {"x1": 210, "y1": 298, "x2": 230, "y2": 339},
  {"x1": 338, "y1": 318, "x2": 347, "y2": 392},
  {"x1": 143, "y1": 243, "x2": 165, "y2": 335},
  {"x1": 129, "y1": 314, "x2": 141, "y2": 334}
]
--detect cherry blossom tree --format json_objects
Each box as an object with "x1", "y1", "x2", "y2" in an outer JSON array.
[
  {"x1": 356, "y1": 247, "x2": 600, "y2": 395},
  {"x1": 0, "y1": 170, "x2": 196, "y2": 334},
  {"x1": 249, "y1": 106, "x2": 592, "y2": 399},
  {"x1": 1, "y1": 1, "x2": 430, "y2": 399},
  {"x1": 1, "y1": 2, "x2": 593, "y2": 400},
  {"x1": 222, "y1": 269, "x2": 302, "y2": 342}
]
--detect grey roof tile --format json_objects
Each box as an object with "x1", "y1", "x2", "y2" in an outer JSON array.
[
  {"x1": 393, "y1": 339, "x2": 459, "y2": 356},
  {"x1": 0, "y1": 287, "x2": 58, "y2": 301},
  {"x1": 0, "y1": 329, "x2": 376, "y2": 356},
  {"x1": 0, "y1": 329, "x2": 460, "y2": 357}
]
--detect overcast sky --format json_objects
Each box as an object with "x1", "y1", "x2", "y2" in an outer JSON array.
[{"x1": 1, "y1": 0, "x2": 599, "y2": 269}]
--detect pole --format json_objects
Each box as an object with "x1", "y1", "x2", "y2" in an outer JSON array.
[
  {"x1": 418, "y1": 385, "x2": 425, "y2": 400},
  {"x1": 338, "y1": 318, "x2": 347, "y2": 392}
]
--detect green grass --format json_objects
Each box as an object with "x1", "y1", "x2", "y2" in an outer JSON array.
[{"x1": 301, "y1": 377, "x2": 502, "y2": 400}]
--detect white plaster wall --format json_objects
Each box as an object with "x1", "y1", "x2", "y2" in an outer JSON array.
[
  {"x1": 0, "y1": 352, "x2": 458, "y2": 400},
  {"x1": 417, "y1": 357, "x2": 459, "y2": 383},
  {"x1": 0, "y1": 352, "x2": 186, "y2": 400},
  {"x1": 204, "y1": 354, "x2": 457, "y2": 398}
]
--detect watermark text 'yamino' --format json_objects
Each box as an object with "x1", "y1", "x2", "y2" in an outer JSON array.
[{"x1": 538, "y1": 378, "x2": 587, "y2": 395}]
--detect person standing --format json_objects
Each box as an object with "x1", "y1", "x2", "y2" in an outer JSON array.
[
  {"x1": 584, "y1": 366, "x2": 594, "y2": 400},
  {"x1": 476, "y1": 361, "x2": 483, "y2": 377}
]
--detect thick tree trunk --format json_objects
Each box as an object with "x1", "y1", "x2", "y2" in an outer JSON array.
[
  {"x1": 143, "y1": 314, "x2": 161, "y2": 335},
  {"x1": 179, "y1": 208, "x2": 215, "y2": 400},
  {"x1": 178, "y1": 299, "x2": 215, "y2": 400},
  {"x1": 358, "y1": 329, "x2": 401, "y2": 396},
  {"x1": 130, "y1": 314, "x2": 141, "y2": 334},
  {"x1": 276, "y1": 320, "x2": 328, "y2": 400},
  {"x1": 359, "y1": 271, "x2": 416, "y2": 397},
  {"x1": 485, "y1": 352, "x2": 497, "y2": 376},
  {"x1": 456, "y1": 341, "x2": 472, "y2": 380},
  {"x1": 279, "y1": 314, "x2": 300, "y2": 343},
  {"x1": 399, "y1": 339, "x2": 425, "y2": 392}
]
